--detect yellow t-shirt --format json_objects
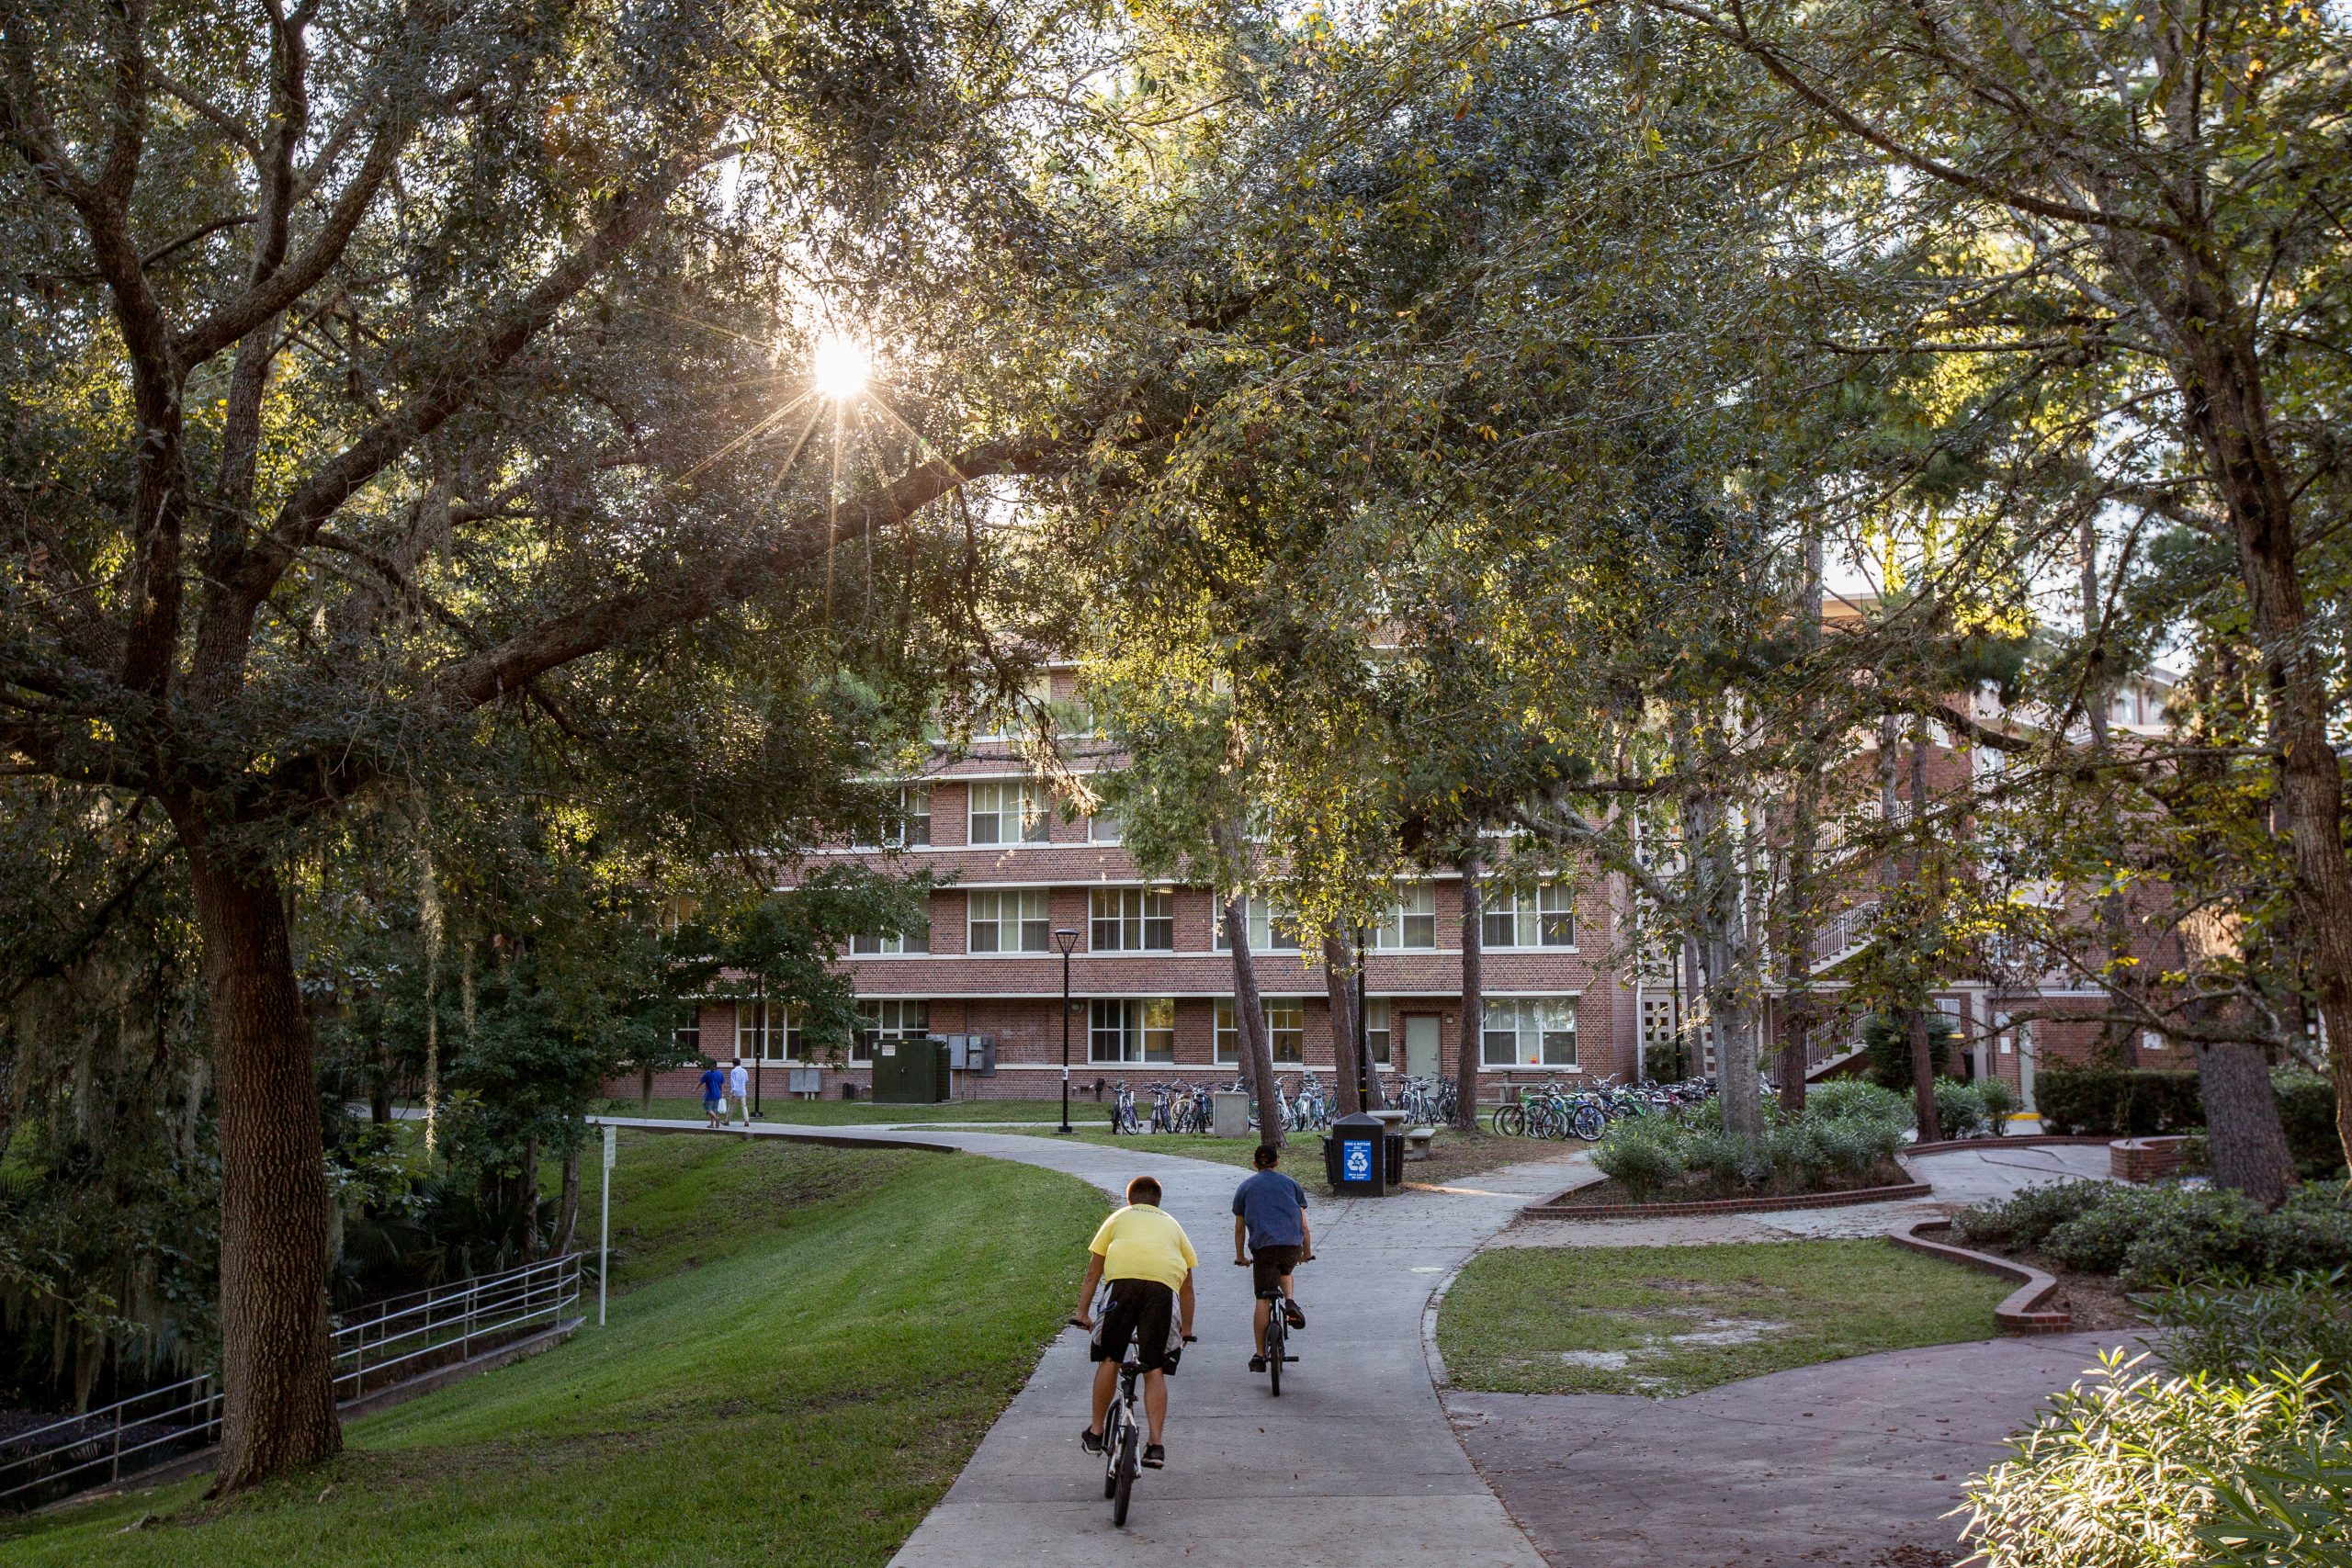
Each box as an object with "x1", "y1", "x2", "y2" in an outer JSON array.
[{"x1": 1088, "y1": 1203, "x2": 1198, "y2": 1292}]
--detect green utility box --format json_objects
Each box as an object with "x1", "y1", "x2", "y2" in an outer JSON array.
[{"x1": 869, "y1": 1036, "x2": 951, "y2": 1104}]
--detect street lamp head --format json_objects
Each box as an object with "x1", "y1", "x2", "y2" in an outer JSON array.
[{"x1": 1054, "y1": 927, "x2": 1079, "y2": 955}]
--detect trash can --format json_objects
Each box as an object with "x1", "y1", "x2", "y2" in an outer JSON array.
[
  {"x1": 839, "y1": 1080, "x2": 861, "y2": 1100},
  {"x1": 1211, "y1": 1090, "x2": 1250, "y2": 1139},
  {"x1": 1324, "y1": 1112, "x2": 1388, "y2": 1196},
  {"x1": 1371, "y1": 1110, "x2": 1409, "y2": 1191}
]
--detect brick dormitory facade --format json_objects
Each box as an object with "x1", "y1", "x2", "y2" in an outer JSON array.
[{"x1": 631, "y1": 655, "x2": 2201, "y2": 1112}]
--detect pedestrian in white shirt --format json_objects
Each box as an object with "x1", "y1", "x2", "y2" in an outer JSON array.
[{"x1": 729, "y1": 1058, "x2": 752, "y2": 1128}]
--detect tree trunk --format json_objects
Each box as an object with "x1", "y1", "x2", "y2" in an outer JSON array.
[
  {"x1": 186, "y1": 841, "x2": 341, "y2": 1493},
  {"x1": 1905, "y1": 1008, "x2": 1942, "y2": 1144},
  {"x1": 2144, "y1": 276, "x2": 2352, "y2": 1176},
  {"x1": 1776, "y1": 523, "x2": 1825, "y2": 1115},
  {"x1": 522, "y1": 1134, "x2": 543, "y2": 1258},
  {"x1": 1454, "y1": 842, "x2": 1484, "y2": 1132},
  {"x1": 639, "y1": 1062, "x2": 654, "y2": 1111},
  {"x1": 2189, "y1": 1039, "x2": 2296, "y2": 1208},
  {"x1": 551, "y1": 1145, "x2": 583, "y2": 1256},
  {"x1": 1322, "y1": 927, "x2": 1363, "y2": 1119},
  {"x1": 1224, "y1": 889, "x2": 1282, "y2": 1149}
]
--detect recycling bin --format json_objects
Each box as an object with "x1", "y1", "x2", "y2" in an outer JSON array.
[{"x1": 1323, "y1": 1112, "x2": 1389, "y2": 1196}]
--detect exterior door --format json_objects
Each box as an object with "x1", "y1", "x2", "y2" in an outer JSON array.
[{"x1": 1404, "y1": 1015, "x2": 1441, "y2": 1079}]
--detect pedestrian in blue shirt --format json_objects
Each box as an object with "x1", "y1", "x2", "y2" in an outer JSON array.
[
  {"x1": 1231, "y1": 1145, "x2": 1311, "y2": 1371},
  {"x1": 697, "y1": 1063, "x2": 727, "y2": 1128}
]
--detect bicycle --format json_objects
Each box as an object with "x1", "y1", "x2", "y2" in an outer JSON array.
[
  {"x1": 1076, "y1": 1324, "x2": 1197, "y2": 1526},
  {"x1": 1236, "y1": 1250, "x2": 1308, "y2": 1397},
  {"x1": 1107, "y1": 1081, "x2": 1142, "y2": 1136}
]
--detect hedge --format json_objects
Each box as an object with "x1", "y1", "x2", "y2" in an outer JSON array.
[
  {"x1": 2037, "y1": 1066, "x2": 2345, "y2": 1179},
  {"x1": 2035, "y1": 1067, "x2": 2203, "y2": 1136}
]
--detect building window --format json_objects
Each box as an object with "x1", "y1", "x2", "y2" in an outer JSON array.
[
  {"x1": 1090, "y1": 886, "x2": 1173, "y2": 952},
  {"x1": 1371, "y1": 883, "x2": 1437, "y2": 950},
  {"x1": 675, "y1": 1017, "x2": 703, "y2": 1057},
  {"x1": 969, "y1": 779, "x2": 1049, "y2": 844},
  {"x1": 967, "y1": 889, "x2": 1051, "y2": 953},
  {"x1": 1215, "y1": 999, "x2": 1306, "y2": 1065},
  {"x1": 736, "y1": 1000, "x2": 796, "y2": 1062},
  {"x1": 854, "y1": 998, "x2": 927, "y2": 1065},
  {"x1": 1213, "y1": 896, "x2": 1306, "y2": 953},
  {"x1": 849, "y1": 906, "x2": 929, "y2": 955},
  {"x1": 1089, "y1": 998, "x2": 1174, "y2": 1064},
  {"x1": 978, "y1": 673, "x2": 1057, "y2": 740},
  {"x1": 890, "y1": 784, "x2": 932, "y2": 848},
  {"x1": 1483, "y1": 885, "x2": 1576, "y2": 948},
  {"x1": 1482, "y1": 997, "x2": 1577, "y2": 1067},
  {"x1": 1364, "y1": 998, "x2": 1392, "y2": 1065},
  {"x1": 1089, "y1": 805, "x2": 1123, "y2": 843}
]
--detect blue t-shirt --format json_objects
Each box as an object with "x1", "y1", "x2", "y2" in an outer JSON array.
[
  {"x1": 698, "y1": 1067, "x2": 726, "y2": 1101},
  {"x1": 1232, "y1": 1168, "x2": 1308, "y2": 1249}
]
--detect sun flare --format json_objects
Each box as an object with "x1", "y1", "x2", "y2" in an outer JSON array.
[{"x1": 810, "y1": 331, "x2": 872, "y2": 400}]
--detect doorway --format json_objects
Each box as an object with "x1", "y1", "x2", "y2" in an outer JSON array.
[{"x1": 1404, "y1": 1014, "x2": 1442, "y2": 1079}]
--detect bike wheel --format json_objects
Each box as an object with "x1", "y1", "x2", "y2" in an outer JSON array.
[
  {"x1": 1267, "y1": 1315, "x2": 1283, "y2": 1398},
  {"x1": 1112, "y1": 1426, "x2": 1138, "y2": 1526},
  {"x1": 1102, "y1": 1413, "x2": 1119, "y2": 1498},
  {"x1": 1491, "y1": 1104, "x2": 1524, "y2": 1136},
  {"x1": 1572, "y1": 1105, "x2": 1607, "y2": 1142}
]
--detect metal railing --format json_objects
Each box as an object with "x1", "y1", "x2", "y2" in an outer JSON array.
[
  {"x1": 1808, "y1": 900, "x2": 1881, "y2": 974},
  {"x1": 0, "y1": 1252, "x2": 582, "y2": 1511}
]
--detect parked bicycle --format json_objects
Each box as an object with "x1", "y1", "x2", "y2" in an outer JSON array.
[{"x1": 1107, "y1": 1081, "x2": 1142, "y2": 1136}]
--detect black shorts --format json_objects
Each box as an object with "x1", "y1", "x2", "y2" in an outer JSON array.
[
  {"x1": 1250, "y1": 1245, "x2": 1305, "y2": 1298},
  {"x1": 1091, "y1": 1279, "x2": 1181, "y2": 1374}
]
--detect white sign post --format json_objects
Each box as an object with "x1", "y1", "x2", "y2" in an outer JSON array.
[{"x1": 599, "y1": 1122, "x2": 616, "y2": 1327}]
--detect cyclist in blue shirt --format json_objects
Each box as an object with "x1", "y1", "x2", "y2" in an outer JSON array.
[
  {"x1": 1230, "y1": 1145, "x2": 1310, "y2": 1371},
  {"x1": 697, "y1": 1063, "x2": 727, "y2": 1128}
]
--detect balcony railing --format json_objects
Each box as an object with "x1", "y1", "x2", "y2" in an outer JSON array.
[{"x1": 0, "y1": 1252, "x2": 582, "y2": 1511}]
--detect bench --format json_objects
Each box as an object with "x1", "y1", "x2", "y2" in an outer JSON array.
[{"x1": 1403, "y1": 1126, "x2": 1439, "y2": 1161}]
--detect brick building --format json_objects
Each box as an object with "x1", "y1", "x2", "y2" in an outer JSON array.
[{"x1": 645, "y1": 656, "x2": 2189, "y2": 1112}]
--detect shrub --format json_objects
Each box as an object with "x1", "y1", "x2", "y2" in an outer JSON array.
[
  {"x1": 1951, "y1": 1180, "x2": 2110, "y2": 1253},
  {"x1": 1861, "y1": 1010, "x2": 1956, "y2": 1091},
  {"x1": 1678, "y1": 1128, "x2": 1746, "y2": 1186},
  {"x1": 1977, "y1": 1076, "x2": 2021, "y2": 1129},
  {"x1": 1962, "y1": 1352, "x2": 2350, "y2": 1568},
  {"x1": 2142, "y1": 1270, "x2": 2352, "y2": 1387},
  {"x1": 1815, "y1": 1117, "x2": 1888, "y2": 1176},
  {"x1": 2260, "y1": 1186, "x2": 2352, "y2": 1278},
  {"x1": 1592, "y1": 1122, "x2": 1684, "y2": 1202},
  {"x1": 2037, "y1": 1067, "x2": 2203, "y2": 1136},
  {"x1": 2040, "y1": 1185, "x2": 2269, "y2": 1286},
  {"x1": 1804, "y1": 1079, "x2": 1911, "y2": 1130},
  {"x1": 1936, "y1": 1077, "x2": 1996, "y2": 1139},
  {"x1": 2275, "y1": 1072, "x2": 2347, "y2": 1181}
]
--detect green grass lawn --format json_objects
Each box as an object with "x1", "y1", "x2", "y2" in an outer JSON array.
[
  {"x1": 1438, "y1": 1240, "x2": 2010, "y2": 1397},
  {"x1": 0, "y1": 1133, "x2": 1105, "y2": 1567},
  {"x1": 594, "y1": 1094, "x2": 1070, "y2": 1125}
]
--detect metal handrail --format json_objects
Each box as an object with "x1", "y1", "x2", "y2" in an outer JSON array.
[{"x1": 1, "y1": 1252, "x2": 582, "y2": 1508}]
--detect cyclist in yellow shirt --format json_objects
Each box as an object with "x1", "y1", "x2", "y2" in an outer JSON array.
[{"x1": 1070, "y1": 1176, "x2": 1196, "y2": 1469}]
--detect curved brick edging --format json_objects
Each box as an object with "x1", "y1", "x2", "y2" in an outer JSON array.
[
  {"x1": 1905, "y1": 1134, "x2": 2112, "y2": 1156},
  {"x1": 1524, "y1": 1156, "x2": 1929, "y2": 1218},
  {"x1": 1888, "y1": 1216, "x2": 2073, "y2": 1335}
]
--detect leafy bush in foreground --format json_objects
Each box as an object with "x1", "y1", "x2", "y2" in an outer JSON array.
[
  {"x1": 1962, "y1": 1352, "x2": 2350, "y2": 1568},
  {"x1": 2143, "y1": 1270, "x2": 2352, "y2": 1387}
]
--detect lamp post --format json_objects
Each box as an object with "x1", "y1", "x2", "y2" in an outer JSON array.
[
  {"x1": 1354, "y1": 922, "x2": 1373, "y2": 1111},
  {"x1": 1056, "y1": 928, "x2": 1079, "y2": 1134}
]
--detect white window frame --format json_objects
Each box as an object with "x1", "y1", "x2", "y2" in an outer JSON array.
[
  {"x1": 1481, "y1": 997, "x2": 1578, "y2": 1067},
  {"x1": 1482, "y1": 884, "x2": 1577, "y2": 949},
  {"x1": 1213, "y1": 896, "x2": 1305, "y2": 954},
  {"x1": 1090, "y1": 886, "x2": 1173, "y2": 952},
  {"x1": 1371, "y1": 883, "x2": 1437, "y2": 950},
  {"x1": 736, "y1": 999, "x2": 797, "y2": 1062},
  {"x1": 1215, "y1": 998, "x2": 1306, "y2": 1065},
  {"x1": 1363, "y1": 998, "x2": 1393, "y2": 1065},
  {"x1": 888, "y1": 784, "x2": 932, "y2": 848},
  {"x1": 1089, "y1": 805, "x2": 1124, "y2": 843},
  {"x1": 854, "y1": 998, "x2": 927, "y2": 1065},
  {"x1": 967, "y1": 889, "x2": 1051, "y2": 953},
  {"x1": 968, "y1": 779, "x2": 1049, "y2": 845},
  {"x1": 1089, "y1": 998, "x2": 1174, "y2": 1064}
]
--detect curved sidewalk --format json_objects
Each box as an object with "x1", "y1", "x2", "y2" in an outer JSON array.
[{"x1": 771, "y1": 1124, "x2": 1565, "y2": 1567}]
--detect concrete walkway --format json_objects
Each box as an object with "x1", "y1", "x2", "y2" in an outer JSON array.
[
  {"x1": 1449, "y1": 1331, "x2": 2130, "y2": 1568},
  {"x1": 582, "y1": 1114, "x2": 1571, "y2": 1564}
]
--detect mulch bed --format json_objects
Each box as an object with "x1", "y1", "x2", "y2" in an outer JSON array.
[{"x1": 1976, "y1": 1248, "x2": 2145, "y2": 1335}]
